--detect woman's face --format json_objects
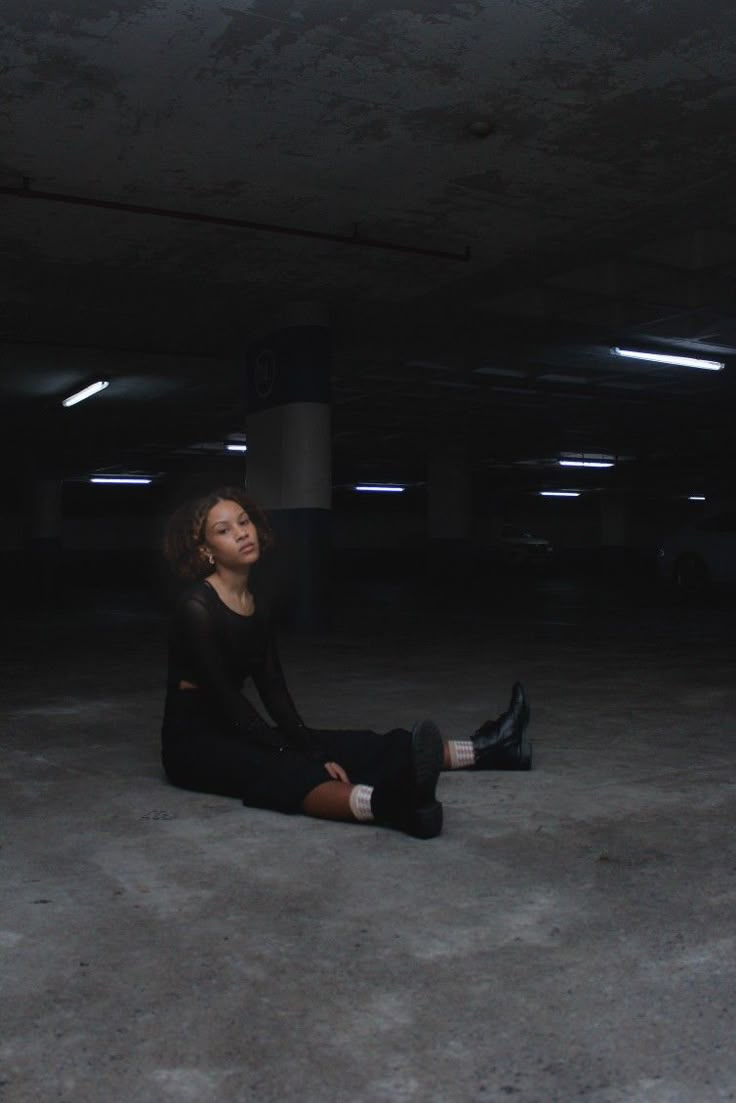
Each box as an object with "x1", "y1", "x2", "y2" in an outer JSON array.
[{"x1": 202, "y1": 499, "x2": 260, "y2": 571}]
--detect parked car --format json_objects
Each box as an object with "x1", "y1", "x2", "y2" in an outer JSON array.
[
  {"x1": 657, "y1": 508, "x2": 736, "y2": 594},
  {"x1": 494, "y1": 524, "x2": 554, "y2": 566}
]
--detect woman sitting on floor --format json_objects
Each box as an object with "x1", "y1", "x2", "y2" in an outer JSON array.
[{"x1": 161, "y1": 486, "x2": 531, "y2": 839}]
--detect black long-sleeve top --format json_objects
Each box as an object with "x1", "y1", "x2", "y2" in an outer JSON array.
[{"x1": 166, "y1": 579, "x2": 319, "y2": 754}]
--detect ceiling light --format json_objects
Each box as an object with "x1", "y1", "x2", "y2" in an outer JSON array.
[
  {"x1": 539, "y1": 491, "x2": 580, "y2": 498},
  {"x1": 62, "y1": 380, "x2": 110, "y2": 407},
  {"x1": 539, "y1": 373, "x2": 588, "y2": 384},
  {"x1": 612, "y1": 348, "x2": 724, "y2": 371},
  {"x1": 474, "y1": 367, "x2": 526, "y2": 378},
  {"x1": 90, "y1": 476, "x2": 152, "y2": 485},
  {"x1": 688, "y1": 495, "x2": 706, "y2": 501},
  {"x1": 559, "y1": 452, "x2": 615, "y2": 468},
  {"x1": 405, "y1": 360, "x2": 449, "y2": 371},
  {"x1": 226, "y1": 443, "x2": 248, "y2": 452},
  {"x1": 559, "y1": 460, "x2": 614, "y2": 469},
  {"x1": 354, "y1": 484, "x2": 405, "y2": 494}
]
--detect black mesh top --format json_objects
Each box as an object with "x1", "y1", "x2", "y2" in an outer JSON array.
[{"x1": 166, "y1": 579, "x2": 316, "y2": 751}]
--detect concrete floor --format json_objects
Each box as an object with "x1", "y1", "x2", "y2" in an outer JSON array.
[{"x1": 2, "y1": 569, "x2": 736, "y2": 1103}]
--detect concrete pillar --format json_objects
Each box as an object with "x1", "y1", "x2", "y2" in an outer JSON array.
[
  {"x1": 598, "y1": 493, "x2": 633, "y2": 575},
  {"x1": 245, "y1": 304, "x2": 331, "y2": 629},
  {"x1": 27, "y1": 476, "x2": 63, "y2": 601},
  {"x1": 599, "y1": 494, "x2": 628, "y2": 547},
  {"x1": 427, "y1": 449, "x2": 472, "y2": 575}
]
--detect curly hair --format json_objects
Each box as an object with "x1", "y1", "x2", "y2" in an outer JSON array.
[{"x1": 163, "y1": 486, "x2": 274, "y2": 581}]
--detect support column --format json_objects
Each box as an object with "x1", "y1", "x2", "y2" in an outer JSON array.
[
  {"x1": 598, "y1": 492, "x2": 633, "y2": 575},
  {"x1": 245, "y1": 304, "x2": 331, "y2": 630},
  {"x1": 27, "y1": 475, "x2": 63, "y2": 601},
  {"x1": 427, "y1": 449, "x2": 472, "y2": 576},
  {"x1": 599, "y1": 494, "x2": 628, "y2": 547}
]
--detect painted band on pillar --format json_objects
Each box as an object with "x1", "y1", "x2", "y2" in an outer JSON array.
[{"x1": 245, "y1": 325, "x2": 332, "y2": 510}]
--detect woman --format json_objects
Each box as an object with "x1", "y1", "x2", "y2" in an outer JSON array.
[{"x1": 161, "y1": 487, "x2": 531, "y2": 839}]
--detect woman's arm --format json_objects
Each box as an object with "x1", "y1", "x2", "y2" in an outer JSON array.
[
  {"x1": 251, "y1": 627, "x2": 325, "y2": 758},
  {"x1": 174, "y1": 592, "x2": 282, "y2": 747},
  {"x1": 251, "y1": 627, "x2": 303, "y2": 730}
]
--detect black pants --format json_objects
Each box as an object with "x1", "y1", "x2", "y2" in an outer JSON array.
[{"x1": 161, "y1": 689, "x2": 413, "y2": 813}]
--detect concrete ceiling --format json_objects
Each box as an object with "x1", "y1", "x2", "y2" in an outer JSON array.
[{"x1": 2, "y1": 0, "x2": 736, "y2": 497}]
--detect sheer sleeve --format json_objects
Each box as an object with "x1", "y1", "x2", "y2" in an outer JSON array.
[
  {"x1": 173, "y1": 591, "x2": 280, "y2": 747},
  {"x1": 251, "y1": 624, "x2": 325, "y2": 758},
  {"x1": 251, "y1": 626, "x2": 304, "y2": 731}
]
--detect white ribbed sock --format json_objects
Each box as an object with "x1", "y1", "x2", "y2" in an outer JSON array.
[
  {"x1": 348, "y1": 784, "x2": 375, "y2": 822},
  {"x1": 446, "y1": 740, "x2": 476, "y2": 769}
]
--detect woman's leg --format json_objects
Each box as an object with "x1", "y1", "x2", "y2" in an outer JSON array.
[
  {"x1": 302, "y1": 721, "x2": 444, "y2": 838},
  {"x1": 443, "y1": 682, "x2": 532, "y2": 771},
  {"x1": 301, "y1": 780, "x2": 356, "y2": 820}
]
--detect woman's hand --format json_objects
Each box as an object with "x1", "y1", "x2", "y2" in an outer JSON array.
[{"x1": 324, "y1": 761, "x2": 350, "y2": 783}]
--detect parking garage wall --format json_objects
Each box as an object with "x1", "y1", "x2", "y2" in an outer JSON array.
[{"x1": 0, "y1": 492, "x2": 707, "y2": 598}]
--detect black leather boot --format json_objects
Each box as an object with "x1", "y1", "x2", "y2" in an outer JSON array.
[
  {"x1": 482, "y1": 736, "x2": 533, "y2": 771},
  {"x1": 470, "y1": 682, "x2": 531, "y2": 771},
  {"x1": 371, "y1": 719, "x2": 444, "y2": 838}
]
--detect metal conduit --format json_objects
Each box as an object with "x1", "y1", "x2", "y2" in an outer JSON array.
[{"x1": 1, "y1": 180, "x2": 471, "y2": 262}]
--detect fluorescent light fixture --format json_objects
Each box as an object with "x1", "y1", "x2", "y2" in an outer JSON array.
[
  {"x1": 474, "y1": 367, "x2": 527, "y2": 378},
  {"x1": 62, "y1": 380, "x2": 109, "y2": 407},
  {"x1": 406, "y1": 360, "x2": 449, "y2": 371},
  {"x1": 612, "y1": 348, "x2": 724, "y2": 371},
  {"x1": 226, "y1": 443, "x2": 248, "y2": 452},
  {"x1": 559, "y1": 460, "x2": 614, "y2": 469},
  {"x1": 539, "y1": 491, "x2": 580, "y2": 498},
  {"x1": 539, "y1": 373, "x2": 588, "y2": 384},
  {"x1": 688, "y1": 495, "x2": 706, "y2": 501},
  {"x1": 354, "y1": 484, "x2": 405, "y2": 494},
  {"x1": 90, "y1": 476, "x2": 152, "y2": 485}
]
